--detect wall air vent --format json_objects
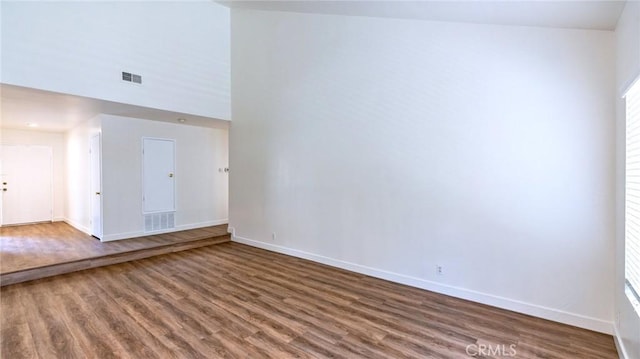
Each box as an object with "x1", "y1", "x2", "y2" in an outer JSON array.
[
  {"x1": 122, "y1": 71, "x2": 142, "y2": 84},
  {"x1": 144, "y1": 212, "x2": 175, "y2": 232}
]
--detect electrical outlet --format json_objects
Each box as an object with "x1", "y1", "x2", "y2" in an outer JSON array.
[{"x1": 436, "y1": 265, "x2": 444, "y2": 275}]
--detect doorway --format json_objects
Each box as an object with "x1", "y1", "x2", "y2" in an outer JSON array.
[
  {"x1": 89, "y1": 135, "x2": 102, "y2": 239},
  {"x1": 1, "y1": 145, "x2": 53, "y2": 226}
]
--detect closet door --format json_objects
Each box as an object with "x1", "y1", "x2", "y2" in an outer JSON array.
[{"x1": 142, "y1": 138, "x2": 175, "y2": 213}]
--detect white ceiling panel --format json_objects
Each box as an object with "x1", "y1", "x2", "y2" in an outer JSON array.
[{"x1": 0, "y1": 85, "x2": 229, "y2": 133}]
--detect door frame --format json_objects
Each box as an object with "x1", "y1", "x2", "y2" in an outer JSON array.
[{"x1": 141, "y1": 137, "x2": 176, "y2": 214}]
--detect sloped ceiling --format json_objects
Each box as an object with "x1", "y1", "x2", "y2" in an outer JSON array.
[{"x1": 220, "y1": 0, "x2": 626, "y2": 30}]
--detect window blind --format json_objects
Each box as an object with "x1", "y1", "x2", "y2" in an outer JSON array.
[{"x1": 625, "y1": 79, "x2": 640, "y2": 302}]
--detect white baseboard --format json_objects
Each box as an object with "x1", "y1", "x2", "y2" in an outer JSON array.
[
  {"x1": 233, "y1": 234, "x2": 614, "y2": 335},
  {"x1": 63, "y1": 218, "x2": 91, "y2": 235},
  {"x1": 53, "y1": 217, "x2": 66, "y2": 222},
  {"x1": 101, "y1": 219, "x2": 228, "y2": 242},
  {"x1": 614, "y1": 325, "x2": 630, "y2": 359}
]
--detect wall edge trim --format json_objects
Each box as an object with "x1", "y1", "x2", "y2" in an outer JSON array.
[{"x1": 232, "y1": 234, "x2": 614, "y2": 335}]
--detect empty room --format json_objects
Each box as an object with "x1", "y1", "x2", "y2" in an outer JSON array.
[{"x1": 1, "y1": 0, "x2": 639, "y2": 358}]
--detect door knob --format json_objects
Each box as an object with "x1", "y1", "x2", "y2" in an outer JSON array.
[
  {"x1": 2, "y1": 188, "x2": 6, "y2": 192},
  {"x1": 96, "y1": 192, "x2": 101, "y2": 195},
  {"x1": 169, "y1": 173, "x2": 174, "y2": 178}
]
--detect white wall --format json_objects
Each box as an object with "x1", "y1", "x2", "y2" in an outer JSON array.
[
  {"x1": 615, "y1": 2, "x2": 640, "y2": 358},
  {"x1": 0, "y1": 128, "x2": 65, "y2": 221},
  {"x1": 100, "y1": 115, "x2": 228, "y2": 241},
  {"x1": 65, "y1": 116, "x2": 101, "y2": 234},
  {"x1": 1, "y1": 1, "x2": 230, "y2": 120},
  {"x1": 230, "y1": 9, "x2": 616, "y2": 333}
]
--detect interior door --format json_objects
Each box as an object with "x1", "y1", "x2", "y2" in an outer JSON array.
[
  {"x1": 143, "y1": 138, "x2": 175, "y2": 213},
  {"x1": 1, "y1": 145, "x2": 53, "y2": 225},
  {"x1": 89, "y1": 135, "x2": 102, "y2": 239}
]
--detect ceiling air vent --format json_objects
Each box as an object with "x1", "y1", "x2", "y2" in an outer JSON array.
[{"x1": 122, "y1": 71, "x2": 142, "y2": 84}]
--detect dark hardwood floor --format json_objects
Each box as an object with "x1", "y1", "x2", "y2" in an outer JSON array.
[
  {"x1": 0, "y1": 222, "x2": 229, "y2": 286},
  {"x1": 0, "y1": 242, "x2": 618, "y2": 358}
]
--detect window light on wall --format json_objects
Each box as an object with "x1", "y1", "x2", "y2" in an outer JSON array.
[{"x1": 625, "y1": 77, "x2": 640, "y2": 313}]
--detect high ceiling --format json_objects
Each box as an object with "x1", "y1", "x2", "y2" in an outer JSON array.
[
  {"x1": 1, "y1": 1, "x2": 626, "y2": 132},
  {"x1": 221, "y1": 0, "x2": 626, "y2": 31}
]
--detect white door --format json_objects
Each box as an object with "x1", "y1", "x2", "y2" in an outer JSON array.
[
  {"x1": 89, "y1": 135, "x2": 102, "y2": 239},
  {"x1": 143, "y1": 138, "x2": 175, "y2": 213},
  {"x1": 1, "y1": 145, "x2": 53, "y2": 225}
]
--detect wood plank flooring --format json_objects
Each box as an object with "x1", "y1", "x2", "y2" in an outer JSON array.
[
  {"x1": 0, "y1": 222, "x2": 229, "y2": 286},
  {"x1": 1, "y1": 242, "x2": 618, "y2": 358}
]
